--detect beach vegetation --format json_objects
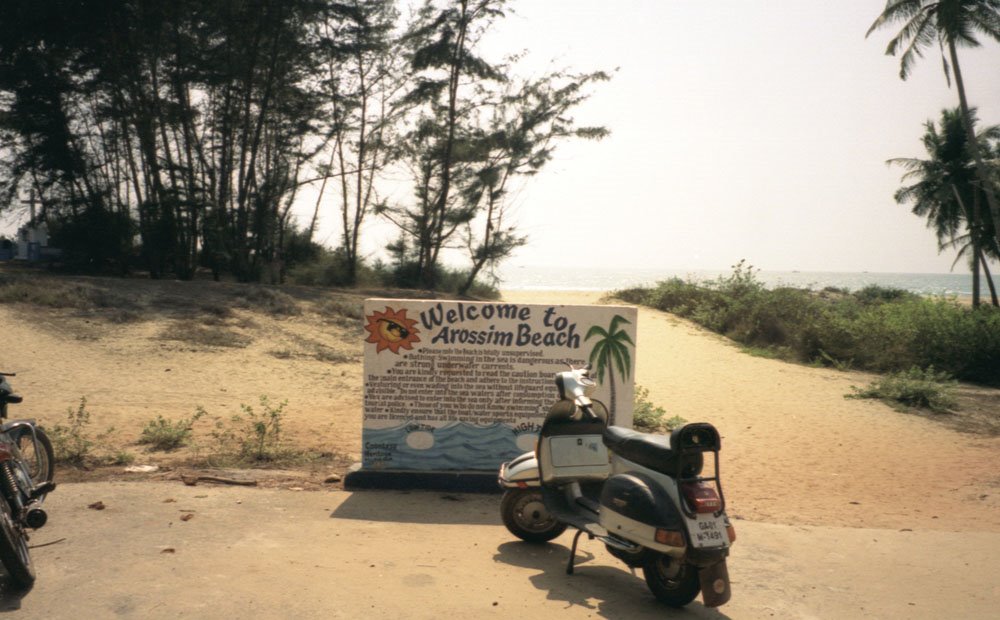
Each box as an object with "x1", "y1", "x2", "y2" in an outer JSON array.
[
  {"x1": 208, "y1": 396, "x2": 299, "y2": 464},
  {"x1": 109, "y1": 450, "x2": 136, "y2": 466},
  {"x1": 47, "y1": 397, "x2": 121, "y2": 466},
  {"x1": 848, "y1": 366, "x2": 959, "y2": 414},
  {"x1": 138, "y1": 408, "x2": 207, "y2": 451},
  {"x1": 615, "y1": 262, "x2": 1000, "y2": 385},
  {"x1": 285, "y1": 250, "x2": 501, "y2": 299},
  {"x1": 632, "y1": 385, "x2": 686, "y2": 432},
  {"x1": 159, "y1": 323, "x2": 252, "y2": 349}
]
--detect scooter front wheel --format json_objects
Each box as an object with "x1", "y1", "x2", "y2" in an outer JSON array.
[
  {"x1": 642, "y1": 554, "x2": 700, "y2": 608},
  {"x1": 500, "y1": 488, "x2": 567, "y2": 543}
]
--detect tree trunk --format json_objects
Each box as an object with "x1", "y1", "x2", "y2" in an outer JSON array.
[
  {"x1": 981, "y1": 250, "x2": 1000, "y2": 307},
  {"x1": 425, "y1": 0, "x2": 470, "y2": 289},
  {"x1": 972, "y1": 238, "x2": 981, "y2": 308}
]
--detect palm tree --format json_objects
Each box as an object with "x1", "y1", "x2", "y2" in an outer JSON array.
[
  {"x1": 585, "y1": 315, "x2": 635, "y2": 425},
  {"x1": 867, "y1": 0, "x2": 1000, "y2": 255},
  {"x1": 890, "y1": 108, "x2": 1000, "y2": 305}
]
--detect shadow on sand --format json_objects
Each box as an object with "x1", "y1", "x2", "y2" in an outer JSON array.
[
  {"x1": 329, "y1": 489, "x2": 499, "y2": 525},
  {"x1": 492, "y1": 541, "x2": 731, "y2": 620}
]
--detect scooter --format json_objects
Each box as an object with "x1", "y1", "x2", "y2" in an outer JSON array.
[{"x1": 498, "y1": 366, "x2": 734, "y2": 608}]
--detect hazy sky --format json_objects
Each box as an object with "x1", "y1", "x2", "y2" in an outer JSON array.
[{"x1": 380, "y1": 0, "x2": 1000, "y2": 276}]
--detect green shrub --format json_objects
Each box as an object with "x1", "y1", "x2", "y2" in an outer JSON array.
[
  {"x1": 632, "y1": 385, "x2": 686, "y2": 432},
  {"x1": 47, "y1": 398, "x2": 95, "y2": 465},
  {"x1": 210, "y1": 396, "x2": 297, "y2": 463},
  {"x1": 613, "y1": 263, "x2": 1000, "y2": 386},
  {"x1": 286, "y1": 248, "x2": 377, "y2": 288},
  {"x1": 853, "y1": 285, "x2": 918, "y2": 305},
  {"x1": 139, "y1": 408, "x2": 206, "y2": 451},
  {"x1": 847, "y1": 367, "x2": 958, "y2": 413},
  {"x1": 47, "y1": 397, "x2": 119, "y2": 465}
]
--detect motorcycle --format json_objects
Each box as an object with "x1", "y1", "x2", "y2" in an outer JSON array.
[
  {"x1": 0, "y1": 371, "x2": 56, "y2": 588},
  {"x1": 498, "y1": 366, "x2": 734, "y2": 608}
]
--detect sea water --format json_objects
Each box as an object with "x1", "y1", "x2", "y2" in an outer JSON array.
[{"x1": 496, "y1": 264, "x2": 991, "y2": 298}]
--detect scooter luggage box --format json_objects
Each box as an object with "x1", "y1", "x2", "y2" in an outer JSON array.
[{"x1": 539, "y1": 434, "x2": 610, "y2": 483}]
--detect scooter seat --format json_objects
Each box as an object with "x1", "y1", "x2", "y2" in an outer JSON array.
[{"x1": 602, "y1": 426, "x2": 702, "y2": 477}]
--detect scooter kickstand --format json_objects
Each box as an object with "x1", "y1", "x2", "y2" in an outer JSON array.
[{"x1": 566, "y1": 529, "x2": 591, "y2": 575}]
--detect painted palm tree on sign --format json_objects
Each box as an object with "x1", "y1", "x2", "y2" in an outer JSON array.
[
  {"x1": 867, "y1": 0, "x2": 1000, "y2": 256},
  {"x1": 585, "y1": 315, "x2": 635, "y2": 425}
]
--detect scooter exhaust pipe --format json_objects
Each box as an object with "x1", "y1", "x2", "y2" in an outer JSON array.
[{"x1": 24, "y1": 503, "x2": 47, "y2": 529}]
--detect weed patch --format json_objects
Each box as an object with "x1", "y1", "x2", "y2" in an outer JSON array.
[
  {"x1": 139, "y1": 408, "x2": 206, "y2": 451},
  {"x1": 847, "y1": 367, "x2": 959, "y2": 413},
  {"x1": 633, "y1": 385, "x2": 686, "y2": 432},
  {"x1": 160, "y1": 323, "x2": 251, "y2": 348},
  {"x1": 47, "y1": 397, "x2": 121, "y2": 466},
  {"x1": 206, "y1": 396, "x2": 301, "y2": 465},
  {"x1": 235, "y1": 287, "x2": 300, "y2": 316},
  {"x1": 0, "y1": 275, "x2": 139, "y2": 319}
]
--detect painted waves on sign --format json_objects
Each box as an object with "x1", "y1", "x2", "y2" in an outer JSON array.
[{"x1": 364, "y1": 422, "x2": 533, "y2": 471}]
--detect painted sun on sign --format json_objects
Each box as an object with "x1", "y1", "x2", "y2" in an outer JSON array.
[{"x1": 364, "y1": 306, "x2": 421, "y2": 354}]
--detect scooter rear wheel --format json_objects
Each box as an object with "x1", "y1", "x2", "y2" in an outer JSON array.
[
  {"x1": 643, "y1": 554, "x2": 700, "y2": 607},
  {"x1": 500, "y1": 489, "x2": 567, "y2": 543}
]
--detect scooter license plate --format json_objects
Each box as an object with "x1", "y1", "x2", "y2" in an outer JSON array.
[{"x1": 690, "y1": 515, "x2": 727, "y2": 548}]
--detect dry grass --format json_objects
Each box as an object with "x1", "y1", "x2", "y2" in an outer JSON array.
[{"x1": 159, "y1": 323, "x2": 252, "y2": 349}]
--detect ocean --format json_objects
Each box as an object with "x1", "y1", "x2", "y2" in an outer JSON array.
[{"x1": 495, "y1": 264, "x2": 993, "y2": 298}]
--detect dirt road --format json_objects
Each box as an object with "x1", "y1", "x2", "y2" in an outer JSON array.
[{"x1": 3, "y1": 481, "x2": 997, "y2": 619}]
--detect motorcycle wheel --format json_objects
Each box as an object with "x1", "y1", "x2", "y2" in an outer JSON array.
[
  {"x1": 0, "y1": 500, "x2": 34, "y2": 588},
  {"x1": 13, "y1": 427, "x2": 54, "y2": 487},
  {"x1": 642, "y1": 554, "x2": 700, "y2": 608},
  {"x1": 500, "y1": 488, "x2": 567, "y2": 543}
]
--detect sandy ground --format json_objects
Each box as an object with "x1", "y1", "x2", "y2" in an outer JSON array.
[{"x1": 1, "y1": 283, "x2": 999, "y2": 616}]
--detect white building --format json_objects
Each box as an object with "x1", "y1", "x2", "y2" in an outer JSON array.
[{"x1": 15, "y1": 221, "x2": 49, "y2": 261}]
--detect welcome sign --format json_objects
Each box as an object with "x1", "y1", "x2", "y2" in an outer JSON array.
[{"x1": 359, "y1": 298, "x2": 637, "y2": 472}]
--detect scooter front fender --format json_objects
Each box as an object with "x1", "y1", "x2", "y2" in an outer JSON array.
[
  {"x1": 498, "y1": 451, "x2": 540, "y2": 488},
  {"x1": 698, "y1": 559, "x2": 732, "y2": 608}
]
